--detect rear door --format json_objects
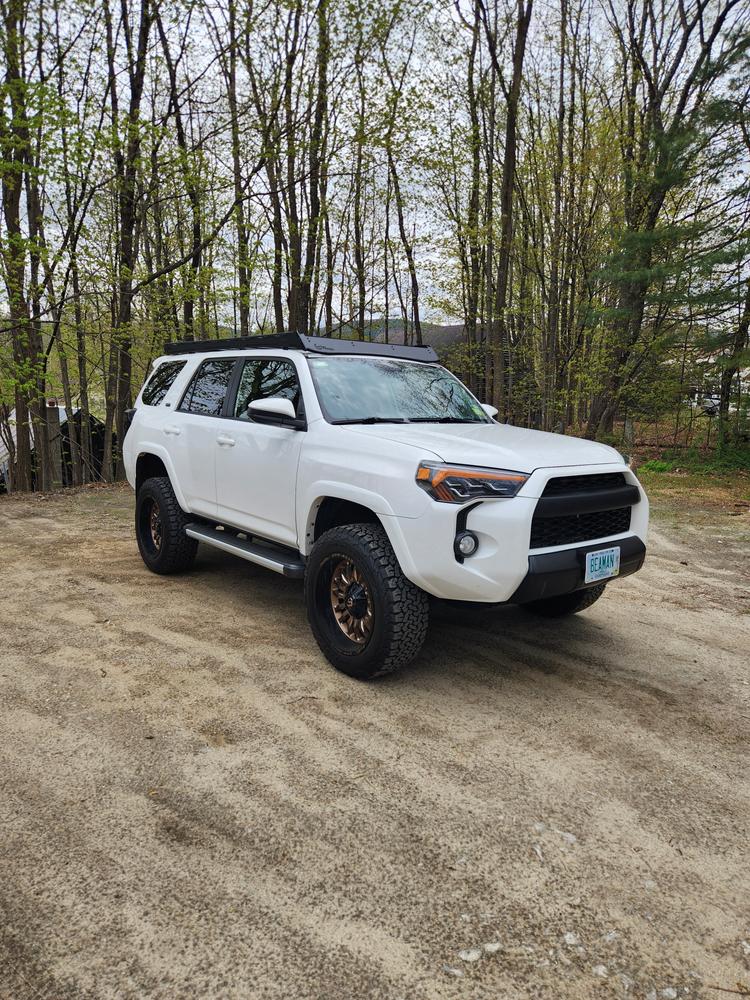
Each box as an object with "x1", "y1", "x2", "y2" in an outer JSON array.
[
  {"x1": 214, "y1": 356, "x2": 304, "y2": 546},
  {"x1": 169, "y1": 358, "x2": 238, "y2": 517}
]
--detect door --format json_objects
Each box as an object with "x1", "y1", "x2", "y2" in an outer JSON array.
[
  {"x1": 214, "y1": 357, "x2": 304, "y2": 546},
  {"x1": 169, "y1": 358, "x2": 238, "y2": 517}
]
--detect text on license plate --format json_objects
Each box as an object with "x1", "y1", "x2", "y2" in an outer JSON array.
[{"x1": 585, "y1": 546, "x2": 621, "y2": 584}]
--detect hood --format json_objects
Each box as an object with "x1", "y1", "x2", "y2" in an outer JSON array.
[{"x1": 346, "y1": 421, "x2": 622, "y2": 473}]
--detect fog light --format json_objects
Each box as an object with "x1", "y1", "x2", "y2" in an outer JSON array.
[{"x1": 455, "y1": 531, "x2": 479, "y2": 558}]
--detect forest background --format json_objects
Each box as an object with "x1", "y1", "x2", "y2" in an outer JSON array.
[{"x1": 1, "y1": 0, "x2": 749, "y2": 491}]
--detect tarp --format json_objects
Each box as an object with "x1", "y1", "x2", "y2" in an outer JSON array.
[{"x1": 0, "y1": 407, "x2": 70, "y2": 479}]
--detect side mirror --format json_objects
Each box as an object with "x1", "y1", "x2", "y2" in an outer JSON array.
[
  {"x1": 248, "y1": 397, "x2": 303, "y2": 428},
  {"x1": 481, "y1": 403, "x2": 498, "y2": 419}
]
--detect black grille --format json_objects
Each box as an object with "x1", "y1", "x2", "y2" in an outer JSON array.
[
  {"x1": 542, "y1": 472, "x2": 626, "y2": 496},
  {"x1": 530, "y1": 506, "x2": 631, "y2": 548}
]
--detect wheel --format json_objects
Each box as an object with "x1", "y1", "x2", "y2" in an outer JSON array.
[
  {"x1": 523, "y1": 583, "x2": 606, "y2": 618},
  {"x1": 135, "y1": 476, "x2": 198, "y2": 574},
  {"x1": 304, "y1": 523, "x2": 430, "y2": 680}
]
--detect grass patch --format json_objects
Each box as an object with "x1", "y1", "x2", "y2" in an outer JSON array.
[
  {"x1": 640, "y1": 458, "x2": 673, "y2": 473},
  {"x1": 635, "y1": 444, "x2": 750, "y2": 513},
  {"x1": 639, "y1": 445, "x2": 750, "y2": 475},
  {"x1": 636, "y1": 465, "x2": 750, "y2": 512}
]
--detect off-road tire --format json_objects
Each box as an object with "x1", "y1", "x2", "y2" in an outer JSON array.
[
  {"x1": 136, "y1": 475, "x2": 198, "y2": 575},
  {"x1": 305, "y1": 523, "x2": 430, "y2": 680},
  {"x1": 523, "y1": 582, "x2": 606, "y2": 618}
]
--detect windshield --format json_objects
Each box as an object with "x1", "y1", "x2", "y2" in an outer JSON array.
[{"x1": 307, "y1": 356, "x2": 490, "y2": 424}]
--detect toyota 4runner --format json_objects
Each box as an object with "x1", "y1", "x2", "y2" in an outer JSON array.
[{"x1": 123, "y1": 334, "x2": 648, "y2": 679}]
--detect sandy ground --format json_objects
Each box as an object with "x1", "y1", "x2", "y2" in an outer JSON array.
[{"x1": 0, "y1": 483, "x2": 748, "y2": 1000}]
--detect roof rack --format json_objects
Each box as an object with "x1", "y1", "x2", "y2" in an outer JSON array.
[{"x1": 163, "y1": 332, "x2": 438, "y2": 363}]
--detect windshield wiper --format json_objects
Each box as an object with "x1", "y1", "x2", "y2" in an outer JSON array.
[
  {"x1": 330, "y1": 416, "x2": 412, "y2": 425},
  {"x1": 330, "y1": 416, "x2": 486, "y2": 425},
  {"x1": 407, "y1": 416, "x2": 486, "y2": 423}
]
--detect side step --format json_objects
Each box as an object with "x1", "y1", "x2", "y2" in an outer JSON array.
[{"x1": 185, "y1": 523, "x2": 305, "y2": 579}]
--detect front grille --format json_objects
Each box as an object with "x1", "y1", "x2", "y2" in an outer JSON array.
[
  {"x1": 530, "y1": 506, "x2": 631, "y2": 548},
  {"x1": 542, "y1": 472, "x2": 626, "y2": 496}
]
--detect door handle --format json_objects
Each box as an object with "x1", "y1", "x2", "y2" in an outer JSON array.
[
  {"x1": 216, "y1": 434, "x2": 236, "y2": 447},
  {"x1": 163, "y1": 424, "x2": 181, "y2": 436}
]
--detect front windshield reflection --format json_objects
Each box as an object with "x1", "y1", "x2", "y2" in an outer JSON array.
[{"x1": 308, "y1": 356, "x2": 489, "y2": 424}]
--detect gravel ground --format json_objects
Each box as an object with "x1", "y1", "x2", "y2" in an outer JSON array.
[{"x1": 0, "y1": 483, "x2": 748, "y2": 1000}]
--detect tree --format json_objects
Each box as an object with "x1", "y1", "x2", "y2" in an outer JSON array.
[{"x1": 586, "y1": 0, "x2": 748, "y2": 437}]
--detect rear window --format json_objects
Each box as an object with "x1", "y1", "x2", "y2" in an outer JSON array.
[
  {"x1": 141, "y1": 360, "x2": 186, "y2": 406},
  {"x1": 178, "y1": 359, "x2": 237, "y2": 416}
]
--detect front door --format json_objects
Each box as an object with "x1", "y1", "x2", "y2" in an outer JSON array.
[{"x1": 214, "y1": 357, "x2": 304, "y2": 546}]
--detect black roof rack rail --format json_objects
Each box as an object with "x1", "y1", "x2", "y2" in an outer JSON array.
[{"x1": 163, "y1": 333, "x2": 438, "y2": 363}]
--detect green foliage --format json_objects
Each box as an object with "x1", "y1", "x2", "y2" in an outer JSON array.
[
  {"x1": 1, "y1": 0, "x2": 749, "y2": 492},
  {"x1": 640, "y1": 459, "x2": 673, "y2": 473},
  {"x1": 439, "y1": 339, "x2": 487, "y2": 386},
  {"x1": 641, "y1": 446, "x2": 750, "y2": 474}
]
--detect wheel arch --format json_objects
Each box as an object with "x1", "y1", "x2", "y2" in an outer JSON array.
[
  {"x1": 308, "y1": 496, "x2": 382, "y2": 547},
  {"x1": 135, "y1": 448, "x2": 189, "y2": 511}
]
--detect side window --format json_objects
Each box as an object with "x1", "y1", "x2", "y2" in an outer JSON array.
[
  {"x1": 179, "y1": 359, "x2": 237, "y2": 416},
  {"x1": 141, "y1": 360, "x2": 186, "y2": 406},
  {"x1": 233, "y1": 359, "x2": 301, "y2": 420}
]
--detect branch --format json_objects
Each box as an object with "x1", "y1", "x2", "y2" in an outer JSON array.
[{"x1": 129, "y1": 156, "x2": 267, "y2": 294}]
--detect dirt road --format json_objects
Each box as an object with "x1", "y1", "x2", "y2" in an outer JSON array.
[{"x1": 1, "y1": 484, "x2": 748, "y2": 1000}]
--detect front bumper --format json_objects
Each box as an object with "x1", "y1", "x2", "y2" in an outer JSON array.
[
  {"x1": 380, "y1": 463, "x2": 649, "y2": 603},
  {"x1": 509, "y1": 534, "x2": 646, "y2": 604}
]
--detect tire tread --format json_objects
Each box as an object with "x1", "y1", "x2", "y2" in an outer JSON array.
[
  {"x1": 136, "y1": 476, "x2": 197, "y2": 574},
  {"x1": 306, "y1": 523, "x2": 429, "y2": 678}
]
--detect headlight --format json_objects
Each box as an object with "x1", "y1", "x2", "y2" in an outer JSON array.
[{"x1": 416, "y1": 462, "x2": 528, "y2": 503}]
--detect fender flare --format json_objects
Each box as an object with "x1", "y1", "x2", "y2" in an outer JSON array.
[
  {"x1": 299, "y1": 481, "x2": 399, "y2": 555},
  {"x1": 135, "y1": 444, "x2": 190, "y2": 511}
]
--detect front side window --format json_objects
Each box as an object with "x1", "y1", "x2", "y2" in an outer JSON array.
[
  {"x1": 307, "y1": 356, "x2": 489, "y2": 424},
  {"x1": 233, "y1": 359, "x2": 301, "y2": 420},
  {"x1": 141, "y1": 360, "x2": 186, "y2": 406},
  {"x1": 179, "y1": 359, "x2": 237, "y2": 416}
]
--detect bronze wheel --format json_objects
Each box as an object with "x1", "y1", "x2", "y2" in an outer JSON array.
[
  {"x1": 329, "y1": 556, "x2": 374, "y2": 645},
  {"x1": 148, "y1": 499, "x2": 163, "y2": 551},
  {"x1": 305, "y1": 523, "x2": 430, "y2": 680}
]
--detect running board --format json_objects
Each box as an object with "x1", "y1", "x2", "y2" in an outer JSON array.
[{"x1": 185, "y1": 523, "x2": 305, "y2": 579}]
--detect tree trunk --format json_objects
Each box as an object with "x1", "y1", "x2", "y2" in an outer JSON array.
[
  {"x1": 388, "y1": 152, "x2": 421, "y2": 346},
  {"x1": 226, "y1": 0, "x2": 251, "y2": 337},
  {"x1": 103, "y1": 0, "x2": 152, "y2": 477},
  {"x1": 719, "y1": 277, "x2": 750, "y2": 443},
  {"x1": 299, "y1": 0, "x2": 328, "y2": 335},
  {"x1": 465, "y1": 2, "x2": 482, "y2": 391},
  {"x1": 488, "y1": 0, "x2": 533, "y2": 415},
  {"x1": 156, "y1": 12, "x2": 202, "y2": 340},
  {"x1": 0, "y1": 0, "x2": 43, "y2": 491}
]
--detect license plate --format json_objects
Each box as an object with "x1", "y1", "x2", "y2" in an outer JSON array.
[{"x1": 585, "y1": 546, "x2": 621, "y2": 584}]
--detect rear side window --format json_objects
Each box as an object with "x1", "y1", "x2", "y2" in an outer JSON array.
[
  {"x1": 179, "y1": 359, "x2": 237, "y2": 416},
  {"x1": 233, "y1": 359, "x2": 301, "y2": 420},
  {"x1": 141, "y1": 360, "x2": 186, "y2": 406}
]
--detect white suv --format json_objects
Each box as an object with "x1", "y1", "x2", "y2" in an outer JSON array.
[{"x1": 123, "y1": 334, "x2": 648, "y2": 679}]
